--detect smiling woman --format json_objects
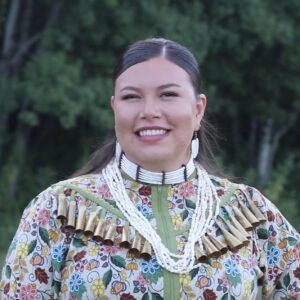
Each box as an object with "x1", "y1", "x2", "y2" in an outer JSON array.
[
  {"x1": 1, "y1": 38, "x2": 299, "y2": 300},
  {"x1": 112, "y1": 57, "x2": 205, "y2": 172}
]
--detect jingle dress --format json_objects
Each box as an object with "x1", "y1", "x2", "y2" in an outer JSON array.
[{"x1": 0, "y1": 172, "x2": 300, "y2": 299}]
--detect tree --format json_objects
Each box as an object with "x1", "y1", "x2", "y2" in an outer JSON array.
[{"x1": 198, "y1": 0, "x2": 300, "y2": 183}]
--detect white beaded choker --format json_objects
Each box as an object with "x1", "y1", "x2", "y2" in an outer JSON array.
[{"x1": 115, "y1": 142, "x2": 196, "y2": 185}]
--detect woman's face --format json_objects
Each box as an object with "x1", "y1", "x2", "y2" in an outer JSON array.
[{"x1": 111, "y1": 57, "x2": 206, "y2": 172}]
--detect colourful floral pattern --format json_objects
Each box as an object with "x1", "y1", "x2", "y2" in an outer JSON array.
[
  {"x1": 267, "y1": 246, "x2": 280, "y2": 266},
  {"x1": 0, "y1": 174, "x2": 299, "y2": 299},
  {"x1": 51, "y1": 244, "x2": 67, "y2": 263},
  {"x1": 20, "y1": 283, "x2": 37, "y2": 300},
  {"x1": 141, "y1": 257, "x2": 160, "y2": 274},
  {"x1": 224, "y1": 259, "x2": 239, "y2": 277}
]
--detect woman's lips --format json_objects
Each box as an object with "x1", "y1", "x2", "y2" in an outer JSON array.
[{"x1": 136, "y1": 128, "x2": 170, "y2": 142}]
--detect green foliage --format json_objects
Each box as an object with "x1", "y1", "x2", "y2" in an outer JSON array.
[
  {"x1": 262, "y1": 157, "x2": 300, "y2": 230},
  {"x1": 0, "y1": 78, "x2": 19, "y2": 113},
  {"x1": 23, "y1": 52, "x2": 84, "y2": 129}
]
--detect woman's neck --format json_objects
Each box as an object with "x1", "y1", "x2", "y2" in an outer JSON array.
[{"x1": 126, "y1": 157, "x2": 190, "y2": 173}]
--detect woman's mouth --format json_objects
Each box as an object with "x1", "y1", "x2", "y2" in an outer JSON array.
[{"x1": 138, "y1": 129, "x2": 167, "y2": 137}]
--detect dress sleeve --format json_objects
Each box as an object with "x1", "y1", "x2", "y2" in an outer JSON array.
[
  {"x1": 0, "y1": 187, "x2": 69, "y2": 299},
  {"x1": 251, "y1": 187, "x2": 300, "y2": 299}
]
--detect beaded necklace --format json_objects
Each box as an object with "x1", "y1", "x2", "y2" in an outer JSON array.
[
  {"x1": 117, "y1": 152, "x2": 195, "y2": 185},
  {"x1": 102, "y1": 156, "x2": 220, "y2": 273}
]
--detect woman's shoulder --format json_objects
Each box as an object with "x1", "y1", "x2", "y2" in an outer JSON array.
[
  {"x1": 23, "y1": 173, "x2": 107, "y2": 217},
  {"x1": 51, "y1": 173, "x2": 104, "y2": 191},
  {"x1": 208, "y1": 175, "x2": 295, "y2": 231},
  {"x1": 209, "y1": 174, "x2": 270, "y2": 204},
  {"x1": 33, "y1": 173, "x2": 107, "y2": 202},
  {"x1": 213, "y1": 175, "x2": 299, "y2": 238},
  {"x1": 208, "y1": 174, "x2": 263, "y2": 203}
]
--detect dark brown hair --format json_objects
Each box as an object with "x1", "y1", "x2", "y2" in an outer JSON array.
[{"x1": 72, "y1": 38, "x2": 221, "y2": 177}]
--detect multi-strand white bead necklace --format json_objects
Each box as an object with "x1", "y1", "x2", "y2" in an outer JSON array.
[{"x1": 102, "y1": 152, "x2": 220, "y2": 273}]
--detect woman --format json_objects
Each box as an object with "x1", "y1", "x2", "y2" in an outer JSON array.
[{"x1": 1, "y1": 38, "x2": 299, "y2": 299}]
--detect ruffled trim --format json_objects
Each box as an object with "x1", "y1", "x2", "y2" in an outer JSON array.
[{"x1": 53, "y1": 182, "x2": 266, "y2": 262}]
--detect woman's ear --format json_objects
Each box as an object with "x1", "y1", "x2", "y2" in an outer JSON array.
[{"x1": 195, "y1": 93, "x2": 206, "y2": 130}]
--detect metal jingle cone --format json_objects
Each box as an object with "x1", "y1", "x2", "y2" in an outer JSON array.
[
  {"x1": 120, "y1": 224, "x2": 131, "y2": 248},
  {"x1": 128, "y1": 234, "x2": 143, "y2": 258},
  {"x1": 75, "y1": 205, "x2": 86, "y2": 233},
  {"x1": 195, "y1": 245, "x2": 207, "y2": 262},
  {"x1": 247, "y1": 200, "x2": 266, "y2": 224},
  {"x1": 237, "y1": 199, "x2": 260, "y2": 227},
  {"x1": 140, "y1": 240, "x2": 152, "y2": 260},
  {"x1": 207, "y1": 233, "x2": 228, "y2": 255},
  {"x1": 257, "y1": 271, "x2": 264, "y2": 286},
  {"x1": 93, "y1": 219, "x2": 106, "y2": 242},
  {"x1": 103, "y1": 223, "x2": 117, "y2": 246},
  {"x1": 231, "y1": 206, "x2": 253, "y2": 231},
  {"x1": 230, "y1": 215, "x2": 251, "y2": 239},
  {"x1": 219, "y1": 226, "x2": 244, "y2": 250},
  {"x1": 57, "y1": 194, "x2": 67, "y2": 219},
  {"x1": 66, "y1": 200, "x2": 76, "y2": 228},
  {"x1": 226, "y1": 221, "x2": 249, "y2": 246},
  {"x1": 84, "y1": 212, "x2": 97, "y2": 236},
  {"x1": 201, "y1": 235, "x2": 220, "y2": 257}
]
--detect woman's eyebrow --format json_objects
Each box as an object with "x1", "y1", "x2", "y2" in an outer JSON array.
[
  {"x1": 120, "y1": 86, "x2": 140, "y2": 92},
  {"x1": 158, "y1": 83, "x2": 181, "y2": 89},
  {"x1": 120, "y1": 83, "x2": 181, "y2": 92}
]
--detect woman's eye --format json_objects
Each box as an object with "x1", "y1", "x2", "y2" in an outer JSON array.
[
  {"x1": 121, "y1": 94, "x2": 139, "y2": 100},
  {"x1": 161, "y1": 91, "x2": 178, "y2": 98}
]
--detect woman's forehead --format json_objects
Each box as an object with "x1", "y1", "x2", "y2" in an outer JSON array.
[{"x1": 115, "y1": 58, "x2": 192, "y2": 91}]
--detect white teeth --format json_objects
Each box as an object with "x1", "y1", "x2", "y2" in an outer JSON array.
[{"x1": 139, "y1": 129, "x2": 167, "y2": 136}]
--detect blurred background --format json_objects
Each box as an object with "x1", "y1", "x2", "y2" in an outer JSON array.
[{"x1": 0, "y1": 0, "x2": 299, "y2": 268}]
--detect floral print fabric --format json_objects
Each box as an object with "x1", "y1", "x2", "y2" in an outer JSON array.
[{"x1": 0, "y1": 174, "x2": 299, "y2": 299}]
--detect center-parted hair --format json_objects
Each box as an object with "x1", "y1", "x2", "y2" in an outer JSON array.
[{"x1": 113, "y1": 38, "x2": 202, "y2": 96}]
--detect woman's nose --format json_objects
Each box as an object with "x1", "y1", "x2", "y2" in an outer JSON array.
[{"x1": 140, "y1": 97, "x2": 161, "y2": 119}]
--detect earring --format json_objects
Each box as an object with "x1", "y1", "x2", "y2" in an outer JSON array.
[
  {"x1": 191, "y1": 132, "x2": 199, "y2": 159},
  {"x1": 115, "y1": 141, "x2": 122, "y2": 161}
]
